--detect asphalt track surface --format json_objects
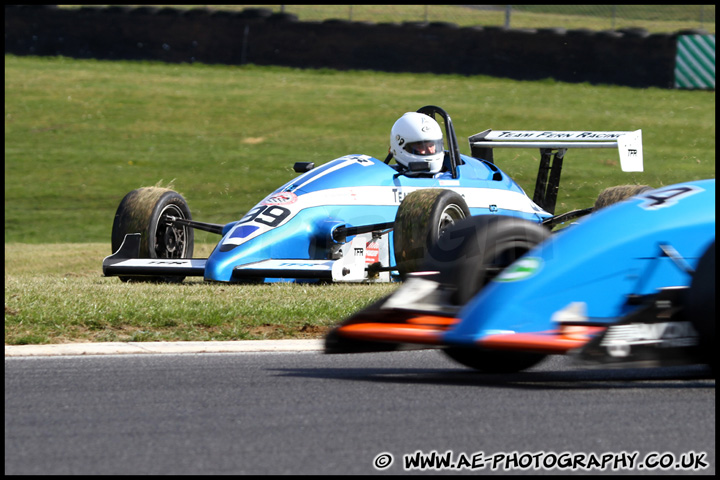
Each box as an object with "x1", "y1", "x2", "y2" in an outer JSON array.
[{"x1": 5, "y1": 341, "x2": 715, "y2": 475}]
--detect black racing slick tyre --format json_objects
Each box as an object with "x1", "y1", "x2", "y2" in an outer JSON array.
[
  {"x1": 443, "y1": 346, "x2": 547, "y2": 374},
  {"x1": 426, "y1": 215, "x2": 551, "y2": 305},
  {"x1": 111, "y1": 187, "x2": 194, "y2": 283},
  {"x1": 393, "y1": 189, "x2": 470, "y2": 278},
  {"x1": 685, "y1": 241, "x2": 715, "y2": 374},
  {"x1": 594, "y1": 184, "x2": 652, "y2": 210},
  {"x1": 426, "y1": 215, "x2": 551, "y2": 373}
]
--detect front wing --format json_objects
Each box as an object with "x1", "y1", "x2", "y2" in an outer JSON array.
[
  {"x1": 102, "y1": 234, "x2": 207, "y2": 277},
  {"x1": 325, "y1": 307, "x2": 600, "y2": 355},
  {"x1": 325, "y1": 273, "x2": 600, "y2": 354},
  {"x1": 325, "y1": 275, "x2": 701, "y2": 369}
]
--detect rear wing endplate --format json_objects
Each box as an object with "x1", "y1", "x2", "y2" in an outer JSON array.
[{"x1": 469, "y1": 129, "x2": 643, "y2": 214}]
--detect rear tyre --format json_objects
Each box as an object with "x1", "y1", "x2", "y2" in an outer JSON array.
[
  {"x1": 594, "y1": 184, "x2": 652, "y2": 210},
  {"x1": 111, "y1": 187, "x2": 194, "y2": 282},
  {"x1": 427, "y1": 215, "x2": 551, "y2": 372},
  {"x1": 393, "y1": 189, "x2": 470, "y2": 278}
]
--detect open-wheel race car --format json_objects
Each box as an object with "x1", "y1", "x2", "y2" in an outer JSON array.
[
  {"x1": 103, "y1": 105, "x2": 645, "y2": 284},
  {"x1": 325, "y1": 179, "x2": 715, "y2": 375}
]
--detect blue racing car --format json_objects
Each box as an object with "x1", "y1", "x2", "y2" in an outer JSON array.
[
  {"x1": 325, "y1": 179, "x2": 715, "y2": 374},
  {"x1": 103, "y1": 105, "x2": 645, "y2": 284}
]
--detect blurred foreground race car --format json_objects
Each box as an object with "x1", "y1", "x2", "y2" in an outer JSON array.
[
  {"x1": 103, "y1": 105, "x2": 646, "y2": 284},
  {"x1": 325, "y1": 179, "x2": 715, "y2": 374}
]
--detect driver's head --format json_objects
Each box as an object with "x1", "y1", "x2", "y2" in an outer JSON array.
[{"x1": 390, "y1": 112, "x2": 444, "y2": 173}]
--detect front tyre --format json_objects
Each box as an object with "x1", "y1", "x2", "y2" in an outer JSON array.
[
  {"x1": 111, "y1": 187, "x2": 194, "y2": 282},
  {"x1": 393, "y1": 189, "x2": 470, "y2": 278},
  {"x1": 426, "y1": 215, "x2": 551, "y2": 372},
  {"x1": 427, "y1": 215, "x2": 551, "y2": 305},
  {"x1": 443, "y1": 347, "x2": 547, "y2": 374}
]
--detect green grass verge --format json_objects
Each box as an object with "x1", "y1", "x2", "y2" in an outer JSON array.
[{"x1": 4, "y1": 243, "x2": 397, "y2": 345}]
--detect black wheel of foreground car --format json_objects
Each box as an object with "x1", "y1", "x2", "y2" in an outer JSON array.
[
  {"x1": 594, "y1": 184, "x2": 652, "y2": 210},
  {"x1": 393, "y1": 189, "x2": 470, "y2": 278},
  {"x1": 425, "y1": 215, "x2": 551, "y2": 372},
  {"x1": 426, "y1": 215, "x2": 551, "y2": 305},
  {"x1": 442, "y1": 346, "x2": 547, "y2": 374},
  {"x1": 685, "y1": 241, "x2": 715, "y2": 374},
  {"x1": 111, "y1": 187, "x2": 194, "y2": 282}
]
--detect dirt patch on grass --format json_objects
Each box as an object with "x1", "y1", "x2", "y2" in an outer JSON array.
[{"x1": 247, "y1": 323, "x2": 331, "y2": 339}]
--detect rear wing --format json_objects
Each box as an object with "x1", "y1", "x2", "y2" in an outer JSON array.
[
  {"x1": 469, "y1": 129, "x2": 643, "y2": 214},
  {"x1": 469, "y1": 129, "x2": 643, "y2": 172}
]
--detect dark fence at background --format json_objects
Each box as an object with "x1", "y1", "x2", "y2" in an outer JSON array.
[{"x1": 4, "y1": 5, "x2": 709, "y2": 89}]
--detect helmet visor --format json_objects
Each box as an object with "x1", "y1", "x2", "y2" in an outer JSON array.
[{"x1": 403, "y1": 139, "x2": 443, "y2": 156}]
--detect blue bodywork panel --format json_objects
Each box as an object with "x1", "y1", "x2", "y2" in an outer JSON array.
[
  {"x1": 205, "y1": 154, "x2": 549, "y2": 282},
  {"x1": 444, "y1": 179, "x2": 715, "y2": 345}
]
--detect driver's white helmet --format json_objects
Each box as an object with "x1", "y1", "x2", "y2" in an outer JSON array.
[{"x1": 390, "y1": 112, "x2": 444, "y2": 173}]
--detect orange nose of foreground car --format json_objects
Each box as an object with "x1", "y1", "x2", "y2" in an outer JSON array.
[{"x1": 336, "y1": 315, "x2": 460, "y2": 345}]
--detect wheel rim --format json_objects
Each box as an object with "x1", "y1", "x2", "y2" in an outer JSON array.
[
  {"x1": 155, "y1": 205, "x2": 188, "y2": 258},
  {"x1": 437, "y1": 204, "x2": 466, "y2": 235}
]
